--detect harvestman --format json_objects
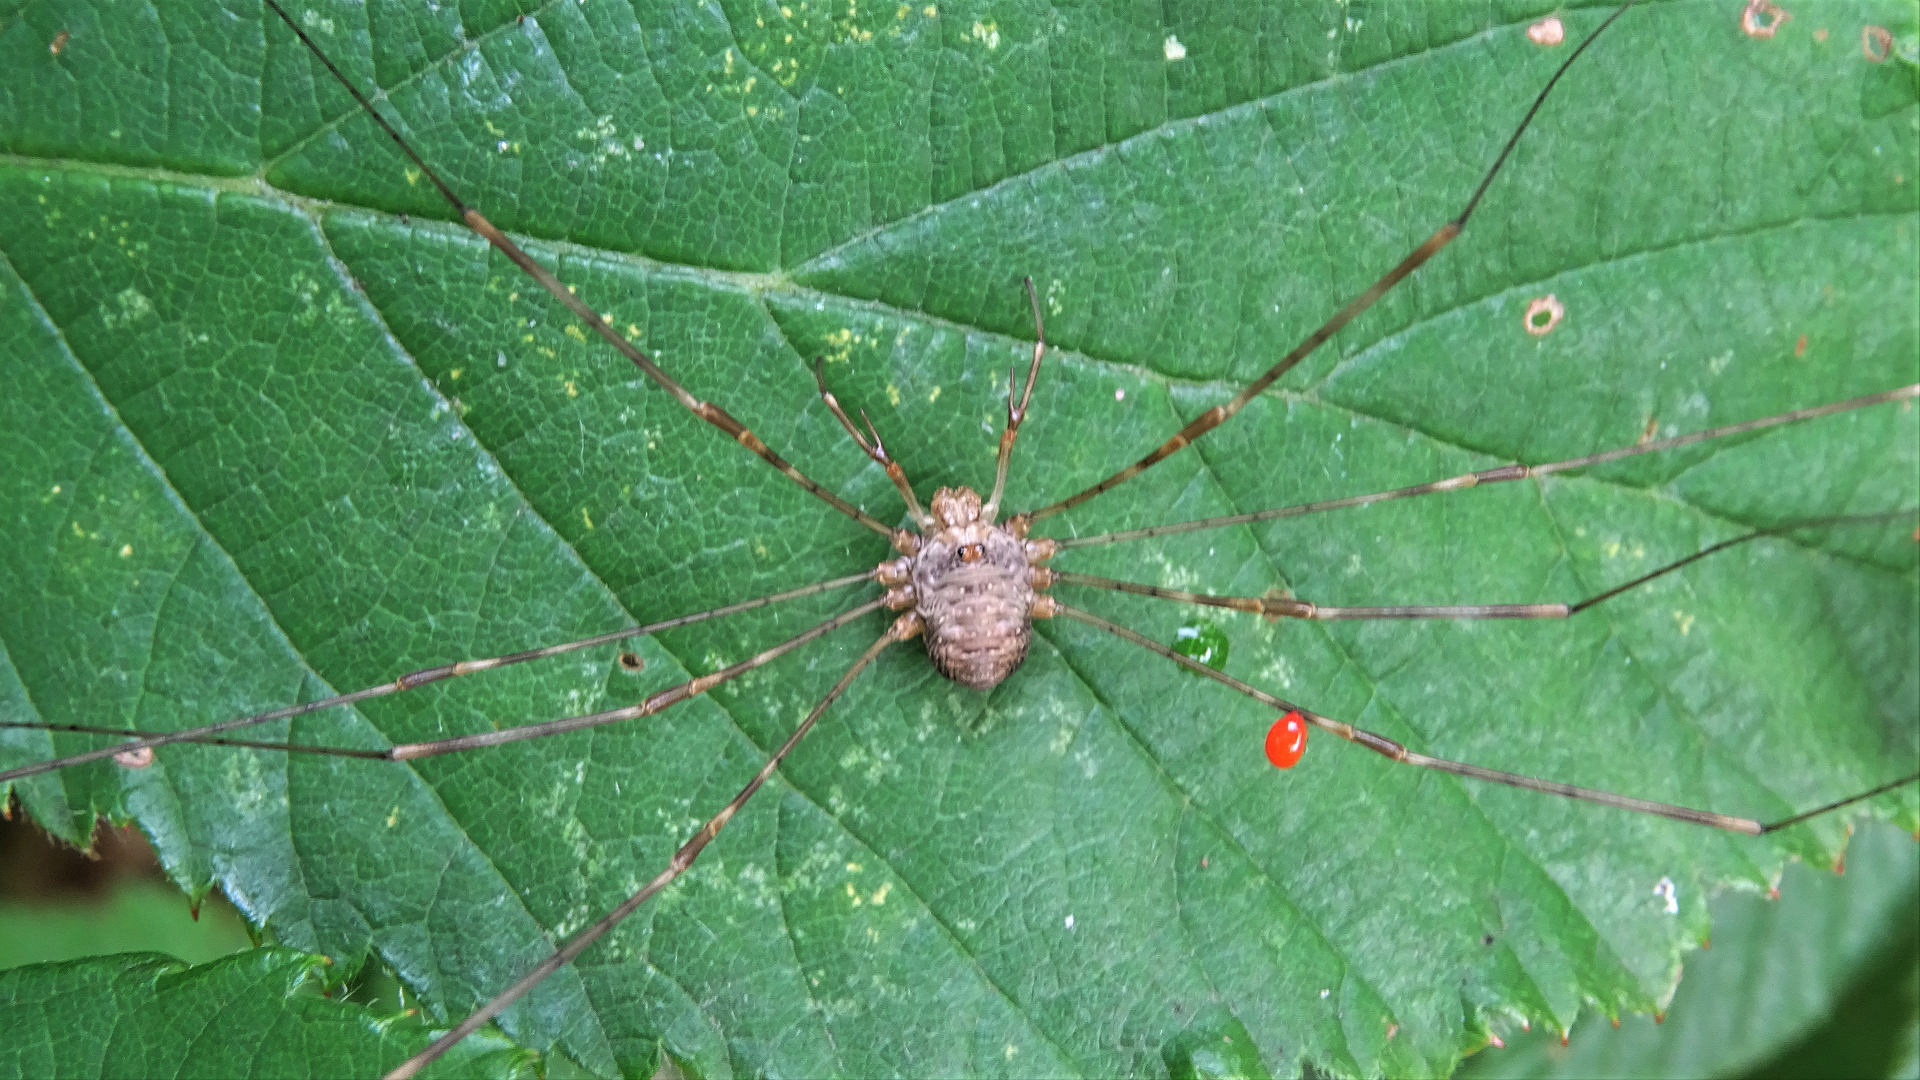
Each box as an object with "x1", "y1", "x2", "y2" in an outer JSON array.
[{"x1": 3, "y1": 2, "x2": 1916, "y2": 1075}]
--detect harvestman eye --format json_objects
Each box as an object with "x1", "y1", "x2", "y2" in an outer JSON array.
[{"x1": 1, "y1": 3, "x2": 1914, "y2": 1076}]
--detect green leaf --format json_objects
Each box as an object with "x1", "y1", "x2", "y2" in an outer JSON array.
[
  {"x1": 0, "y1": 949, "x2": 536, "y2": 1079},
  {"x1": 1164, "y1": 1005, "x2": 1274, "y2": 1080},
  {"x1": 1454, "y1": 819, "x2": 1920, "y2": 1079},
  {"x1": 2, "y1": 2, "x2": 1915, "y2": 1078},
  {"x1": 0, "y1": 876, "x2": 252, "y2": 971}
]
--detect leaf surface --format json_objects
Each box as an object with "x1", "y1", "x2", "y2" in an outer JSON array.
[
  {"x1": 1, "y1": 2, "x2": 1916, "y2": 1077},
  {"x1": 1456, "y1": 819, "x2": 1920, "y2": 1079},
  {"x1": 0, "y1": 949, "x2": 533, "y2": 1080}
]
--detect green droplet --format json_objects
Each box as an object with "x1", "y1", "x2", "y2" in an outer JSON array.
[{"x1": 1171, "y1": 621, "x2": 1230, "y2": 674}]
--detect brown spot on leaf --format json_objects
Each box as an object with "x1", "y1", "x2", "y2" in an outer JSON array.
[
  {"x1": 114, "y1": 746, "x2": 154, "y2": 769},
  {"x1": 1742, "y1": 1, "x2": 1791, "y2": 38},
  {"x1": 49, "y1": 30, "x2": 69, "y2": 55},
  {"x1": 1524, "y1": 294, "x2": 1565, "y2": 337},
  {"x1": 618, "y1": 650, "x2": 646, "y2": 673},
  {"x1": 1863, "y1": 25, "x2": 1892, "y2": 63},
  {"x1": 1795, "y1": 333, "x2": 1808, "y2": 357},
  {"x1": 1527, "y1": 17, "x2": 1565, "y2": 47}
]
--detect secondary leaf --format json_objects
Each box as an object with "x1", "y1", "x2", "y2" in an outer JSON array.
[
  {"x1": 0, "y1": 949, "x2": 534, "y2": 1080},
  {"x1": 1456, "y1": 820, "x2": 1920, "y2": 1079}
]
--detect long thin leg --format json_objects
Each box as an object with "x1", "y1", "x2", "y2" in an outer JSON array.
[
  {"x1": 0, "y1": 572, "x2": 875, "y2": 783},
  {"x1": 1053, "y1": 512, "x2": 1917, "y2": 620},
  {"x1": 1054, "y1": 602, "x2": 1919, "y2": 834},
  {"x1": 1051, "y1": 386, "x2": 1920, "y2": 551},
  {"x1": 1015, "y1": 5, "x2": 1635, "y2": 526},
  {"x1": 0, "y1": 722, "x2": 389, "y2": 759},
  {"x1": 385, "y1": 613, "x2": 920, "y2": 1080},
  {"x1": 6, "y1": 599, "x2": 881, "y2": 781},
  {"x1": 388, "y1": 599, "x2": 884, "y2": 760},
  {"x1": 982, "y1": 277, "x2": 1047, "y2": 523},
  {"x1": 261, "y1": 1, "x2": 905, "y2": 547},
  {"x1": 813, "y1": 359, "x2": 932, "y2": 529},
  {"x1": 1057, "y1": 571, "x2": 1568, "y2": 620}
]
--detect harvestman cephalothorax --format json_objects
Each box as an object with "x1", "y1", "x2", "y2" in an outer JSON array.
[{"x1": 1, "y1": 1, "x2": 1916, "y2": 1076}]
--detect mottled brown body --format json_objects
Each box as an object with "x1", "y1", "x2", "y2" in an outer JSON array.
[{"x1": 885, "y1": 487, "x2": 1055, "y2": 691}]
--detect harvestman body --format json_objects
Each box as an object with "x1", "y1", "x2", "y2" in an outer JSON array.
[
  {"x1": 890, "y1": 486, "x2": 1057, "y2": 691},
  {"x1": 3, "y1": 3, "x2": 1917, "y2": 1077}
]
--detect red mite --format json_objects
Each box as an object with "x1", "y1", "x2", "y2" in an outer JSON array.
[{"x1": 1265, "y1": 711, "x2": 1308, "y2": 769}]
